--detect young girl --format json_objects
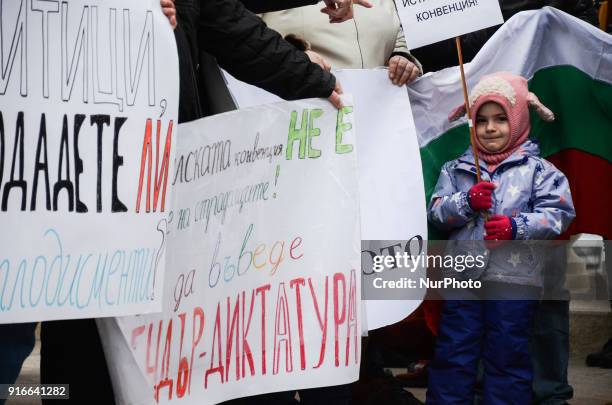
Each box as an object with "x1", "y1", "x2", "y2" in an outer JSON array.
[{"x1": 425, "y1": 72, "x2": 575, "y2": 404}]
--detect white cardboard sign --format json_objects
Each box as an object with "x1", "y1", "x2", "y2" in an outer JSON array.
[
  {"x1": 0, "y1": 0, "x2": 179, "y2": 323},
  {"x1": 101, "y1": 98, "x2": 362, "y2": 404},
  {"x1": 395, "y1": 0, "x2": 504, "y2": 49},
  {"x1": 223, "y1": 69, "x2": 428, "y2": 330}
]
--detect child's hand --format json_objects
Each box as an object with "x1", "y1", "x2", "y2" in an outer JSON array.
[
  {"x1": 484, "y1": 215, "x2": 515, "y2": 241},
  {"x1": 468, "y1": 181, "x2": 495, "y2": 211}
]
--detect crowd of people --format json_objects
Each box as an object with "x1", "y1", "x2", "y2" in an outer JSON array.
[{"x1": 1, "y1": 0, "x2": 610, "y2": 404}]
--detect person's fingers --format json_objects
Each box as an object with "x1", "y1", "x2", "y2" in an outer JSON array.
[
  {"x1": 336, "y1": 0, "x2": 352, "y2": 11},
  {"x1": 306, "y1": 51, "x2": 332, "y2": 72},
  {"x1": 484, "y1": 219, "x2": 504, "y2": 228},
  {"x1": 320, "y1": 1, "x2": 343, "y2": 17},
  {"x1": 353, "y1": 0, "x2": 374, "y2": 8},
  {"x1": 321, "y1": 6, "x2": 342, "y2": 20},
  {"x1": 320, "y1": 0, "x2": 339, "y2": 15},
  {"x1": 335, "y1": 78, "x2": 343, "y2": 94},
  {"x1": 329, "y1": 10, "x2": 353, "y2": 23},
  {"x1": 329, "y1": 0, "x2": 353, "y2": 22},
  {"x1": 306, "y1": 51, "x2": 321, "y2": 70},
  {"x1": 480, "y1": 182, "x2": 497, "y2": 190},
  {"x1": 161, "y1": 6, "x2": 175, "y2": 16},
  {"x1": 407, "y1": 65, "x2": 420, "y2": 84},
  {"x1": 484, "y1": 218, "x2": 504, "y2": 227},
  {"x1": 317, "y1": 57, "x2": 331, "y2": 71},
  {"x1": 388, "y1": 56, "x2": 399, "y2": 80},
  {"x1": 328, "y1": 91, "x2": 343, "y2": 109},
  {"x1": 322, "y1": 9, "x2": 352, "y2": 23},
  {"x1": 484, "y1": 224, "x2": 502, "y2": 234},
  {"x1": 320, "y1": 6, "x2": 336, "y2": 16},
  {"x1": 393, "y1": 58, "x2": 408, "y2": 85},
  {"x1": 484, "y1": 226, "x2": 503, "y2": 235},
  {"x1": 161, "y1": 10, "x2": 177, "y2": 29},
  {"x1": 160, "y1": 0, "x2": 177, "y2": 28},
  {"x1": 398, "y1": 64, "x2": 413, "y2": 86}
]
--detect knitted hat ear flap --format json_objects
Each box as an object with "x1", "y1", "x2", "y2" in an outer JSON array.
[
  {"x1": 448, "y1": 104, "x2": 467, "y2": 122},
  {"x1": 527, "y1": 92, "x2": 555, "y2": 122}
]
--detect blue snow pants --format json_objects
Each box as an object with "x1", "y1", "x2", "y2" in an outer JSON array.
[{"x1": 426, "y1": 299, "x2": 537, "y2": 405}]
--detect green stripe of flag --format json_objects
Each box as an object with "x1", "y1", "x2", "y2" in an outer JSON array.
[
  {"x1": 420, "y1": 65, "x2": 612, "y2": 203},
  {"x1": 529, "y1": 66, "x2": 612, "y2": 161},
  {"x1": 419, "y1": 66, "x2": 612, "y2": 239}
]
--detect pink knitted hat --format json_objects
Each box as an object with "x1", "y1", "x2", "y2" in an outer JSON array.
[{"x1": 448, "y1": 72, "x2": 555, "y2": 165}]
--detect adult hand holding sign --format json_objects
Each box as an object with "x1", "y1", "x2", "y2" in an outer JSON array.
[
  {"x1": 388, "y1": 55, "x2": 421, "y2": 86},
  {"x1": 161, "y1": 0, "x2": 177, "y2": 29},
  {"x1": 321, "y1": 0, "x2": 373, "y2": 23},
  {"x1": 306, "y1": 50, "x2": 332, "y2": 72},
  {"x1": 328, "y1": 78, "x2": 345, "y2": 109},
  {"x1": 303, "y1": 50, "x2": 344, "y2": 109}
]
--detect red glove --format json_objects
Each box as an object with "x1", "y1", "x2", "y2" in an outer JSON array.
[
  {"x1": 468, "y1": 181, "x2": 496, "y2": 211},
  {"x1": 484, "y1": 215, "x2": 515, "y2": 240}
]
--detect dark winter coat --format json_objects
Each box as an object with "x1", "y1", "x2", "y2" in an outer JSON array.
[{"x1": 174, "y1": 0, "x2": 335, "y2": 119}]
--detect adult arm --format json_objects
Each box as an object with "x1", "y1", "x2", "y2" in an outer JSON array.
[
  {"x1": 198, "y1": 0, "x2": 336, "y2": 100},
  {"x1": 387, "y1": 27, "x2": 422, "y2": 85},
  {"x1": 241, "y1": 0, "x2": 318, "y2": 13},
  {"x1": 247, "y1": 0, "x2": 372, "y2": 22},
  {"x1": 387, "y1": 4, "x2": 422, "y2": 85},
  {"x1": 390, "y1": 27, "x2": 422, "y2": 75}
]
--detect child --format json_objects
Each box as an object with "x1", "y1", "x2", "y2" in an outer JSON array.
[{"x1": 425, "y1": 72, "x2": 575, "y2": 404}]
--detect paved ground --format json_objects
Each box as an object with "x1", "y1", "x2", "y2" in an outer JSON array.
[
  {"x1": 7, "y1": 339, "x2": 612, "y2": 405},
  {"x1": 409, "y1": 356, "x2": 612, "y2": 404},
  {"x1": 8, "y1": 305, "x2": 612, "y2": 405}
]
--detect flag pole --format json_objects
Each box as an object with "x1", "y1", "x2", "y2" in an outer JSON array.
[
  {"x1": 455, "y1": 36, "x2": 489, "y2": 222},
  {"x1": 455, "y1": 36, "x2": 483, "y2": 184}
]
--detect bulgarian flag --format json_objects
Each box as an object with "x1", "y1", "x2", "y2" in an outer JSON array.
[{"x1": 409, "y1": 7, "x2": 612, "y2": 240}]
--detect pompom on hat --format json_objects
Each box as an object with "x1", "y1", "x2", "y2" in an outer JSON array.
[{"x1": 448, "y1": 72, "x2": 555, "y2": 165}]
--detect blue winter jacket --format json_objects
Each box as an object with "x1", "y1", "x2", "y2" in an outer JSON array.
[{"x1": 428, "y1": 140, "x2": 575, "y2": 286}]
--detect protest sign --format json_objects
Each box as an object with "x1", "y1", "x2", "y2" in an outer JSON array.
[
  {"x1": 223, "y1": 69, "x2": 428, "y2": 329},
  {"x1": 394, "y1": 0, "x2": 504, "y2": 49},
  {"x1": 101, "y1": 98, "x2": 362, "y2": 404},
  {"x1": 0, "y1": 0, "x2": 178, "y2": 323}
]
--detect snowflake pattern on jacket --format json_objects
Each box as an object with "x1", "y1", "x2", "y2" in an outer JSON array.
[{"x1": 428, "y1": 140, "x2": 575, "y2": 285}]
